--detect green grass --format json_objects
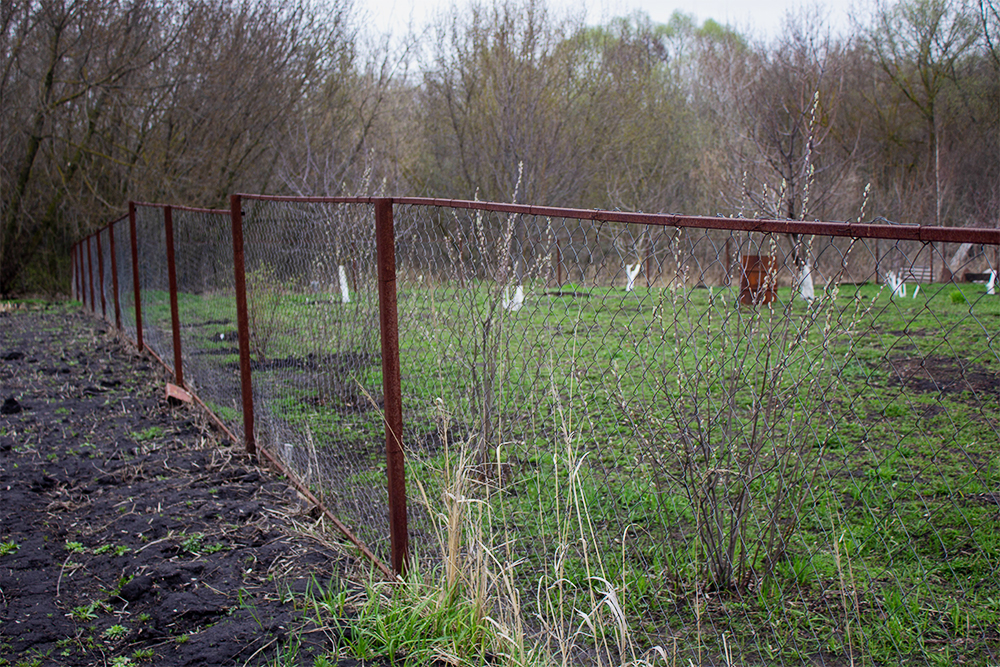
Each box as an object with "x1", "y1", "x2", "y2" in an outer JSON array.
[
  {"x1": 141, "y1": 275, "x2": 1000, "y2": 665},
  {"x1": 399, "y1": 279, "x2": 999, "y2": 663}
]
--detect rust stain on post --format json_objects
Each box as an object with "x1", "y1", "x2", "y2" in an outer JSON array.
[
  {"x1": 164, "y1": 206, "x2": 185, "y2": 387},
  {"x1": 230, "y1": 195, "x2": 256, "y2": 460},
  {"x1": 129, "y1": 202, "x2": 144, "y2": 352},
  {"x1": 375, "y1": 198, "x2": 409, "y2": 577}
]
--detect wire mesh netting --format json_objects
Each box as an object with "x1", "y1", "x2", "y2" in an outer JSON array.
[
  {"x1": 171, "y1": 208, "x2": 244, "y2": 439},
  {"x1": 84, "y1": 234, "x2": 95, "y2": 316},
  {"x1": 133, "y1": 204, "x2": 174, "y2": 374},
  {"x1": 76, "y1": 241, "x2": 84, "y2": 307},
  {"x1": 390, "y1": 203, "x2": 1000, "y2": 665},
  {"x1": 239, "y1": 198, "x2": 391, "y2": 558},
  {"x1": 96, "y1": 225, "x2": 111, "y2": 324},
  {"x1": 114, "y1": 215, "x2": 139, "y2": 347},
  {"x1": 74, "y1": 198, "x2": 1000, "y2": 665},
  {"x1": 104, "y1": 217, "x2": 126, "y2": 330},
  {"x1": 72, "y1": 243, "x2": 78, "y2": 303},
  {"x1": 84, "y1": 234, "x2": 98, "y2": 315},
  {"x1": 76, "y1": 241, "x2": 83, "y2": 305}
]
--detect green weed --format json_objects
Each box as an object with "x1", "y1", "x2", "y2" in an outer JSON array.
[
  {"x1": 69, "y1": 601, "x2": 107, "y2": 622},
  {"x1": 132, "y1": 426, "x2": 164, "y2": 442},
  {"x1": 130, "y1": 648, "x2": 155, "y2": 662}
]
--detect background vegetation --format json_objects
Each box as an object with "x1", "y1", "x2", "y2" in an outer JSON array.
[{"x1": 2, "y1": 0, "x2": 999, "y2": 296}]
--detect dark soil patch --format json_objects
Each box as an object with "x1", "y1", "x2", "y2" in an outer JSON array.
[
  {"x1": 212, "y1": 330, "x2": 240, "y2": 344},
  {"x1": 0, "y1": 304, "x2": 376, "y2": 666},
  {"x1": 887, "y1": 354, "x2": 1000, "y2": 395},
  {"x1": 543, "y1": 290, "x2": 591, "y2": 297},
  {"x1": 192, "y1": 347, "x2": 240, "y2": 356}
]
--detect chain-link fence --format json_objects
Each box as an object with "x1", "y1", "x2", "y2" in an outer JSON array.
[
  {"x1": 236, "y1": 197, "x2": 392, "y2": 558},
  {"x1": 132, "y1": 203, "x2": 175, "y2": 374},
  {"x1": 72, "y1": 198, "x2": 1000, "y2": 666},
  {"x1": 389, "y1": 202, "x2": 1000, "y2": 666},
  {"x1": 96, "y1": 223, "x2": 112, "y2": 325},
  {"x1": 115, "y1": 212, "x2": 139, "y2": 346},
  {"x1": 73, "y1": 205, "x2": 243, "y2": 441},
  {"x1": 172, "y1": 206, "x2": 244, "y2": 440},
  {"x1": 74, "y1": 217, "x2": 121, "y2": 327}
]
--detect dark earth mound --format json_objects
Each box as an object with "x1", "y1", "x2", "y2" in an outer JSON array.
[{"x1": 0, "y1": 303, "x2": 370, "y2": 666}]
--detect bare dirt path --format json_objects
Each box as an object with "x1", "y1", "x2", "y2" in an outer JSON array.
[{"x1": 0, "y1": 303, "x2": 357, "y2": 666}]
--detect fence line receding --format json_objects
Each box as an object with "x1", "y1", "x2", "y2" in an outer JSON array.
[{"x1": 72, "y1": 197, "x2": 1000, "y2": 667}]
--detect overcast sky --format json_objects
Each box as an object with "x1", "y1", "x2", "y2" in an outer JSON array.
[{"x1": 362, "y1": 0, "x2": 863, "y2": 43}]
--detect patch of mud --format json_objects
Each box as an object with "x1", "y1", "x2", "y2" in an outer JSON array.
[{"x1": 887, "y1": 355, "x2": 1000, "y2": 395}]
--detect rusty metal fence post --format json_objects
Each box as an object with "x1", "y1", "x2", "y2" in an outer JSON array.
[
  {"x1": 163, "y1": 206, "x2": 184, "y2": 387},
  {"x1": 109, "y1": 220, "x2": 122, "y2": 331},
  {"x1": 82, "y1": 237, "x2": 88, "y2": 308},
  {"x1": 86, "y1": 235, "x2": 95, "y2": 313},
  {"x1": 78, "y1": 241, "x2": 83, "y2": 303},
  {"x1": 79, "y1": 240, "x2": 84, "y2": 302},
  {"x1": 71, "y1": 242, "x2": 78, "y2": 302},
  {"x1": 78, "y1": 240, "x2": 84, "y2": 304},
  {"x1": 230, "y1": 194, "x2": 256, "y2": 460},
  {"x1": 77, "y1": 241, "x2": 83, "y2": 307},
  {"x1": 97, "y1": 227, "x2": 107, "y2": 321},
  {"x1": 128, "y1": 201, "x2": 144, "y2": 352},
  {"x1": 374, "y1": 198, "x2": 409, "y2": 577}
]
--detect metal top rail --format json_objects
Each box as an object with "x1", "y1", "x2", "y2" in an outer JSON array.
[
  {"x1": 233, "y1": 194, "x2": 1000, "y2": 246},
  {"x1": 132, "y1": 201, "x2": 229, "y2": 215}
]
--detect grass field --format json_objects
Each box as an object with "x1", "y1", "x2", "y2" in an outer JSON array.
[
  {"x1": 392, "y1": 278, "x2": 1000, "y2": 665},
  {"x1": 127, "y1": 270, "x2": 1000, "y2": 665}
]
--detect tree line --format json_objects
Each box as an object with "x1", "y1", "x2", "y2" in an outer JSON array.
[{"x1": 2, "y1": 0, "x2": 997, "y2": 295}]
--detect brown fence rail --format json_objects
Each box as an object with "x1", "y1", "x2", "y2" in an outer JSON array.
[{"x1": 73, "y1": 197, "x2": 1000, "y2": 666}]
